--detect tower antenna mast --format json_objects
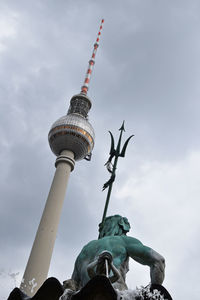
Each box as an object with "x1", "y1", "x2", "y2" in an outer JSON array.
[{"x1": 81, "y1": 18, "x2": 104, "y2": 95}]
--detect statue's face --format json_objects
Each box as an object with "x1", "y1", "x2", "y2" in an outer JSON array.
[
  {"x1": 118, "y1": 216, "x2": 131, "y2": 233},
  {"x1": 123, "y1": 218, "x2": 131, "y2": 232}
]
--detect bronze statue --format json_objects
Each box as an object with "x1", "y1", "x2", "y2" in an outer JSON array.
[{"x1": 69, "y1": 215, "x2": 165, "y2": 292}]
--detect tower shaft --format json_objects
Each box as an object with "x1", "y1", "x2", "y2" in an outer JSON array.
[
  {"x1": 20, "y1": 19, "x2": 104, "y2": 297},
  {"x1": 20, "y1": 150, "x2": 75, "y2": 296}
]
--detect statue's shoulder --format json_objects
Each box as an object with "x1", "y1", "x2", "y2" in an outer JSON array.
[
  {"x1": 121, "y1": 235, "x2": 143, "y2": 246},
  {"x1": 80, "y1": 238, "x2": 101, "y2": 254}
]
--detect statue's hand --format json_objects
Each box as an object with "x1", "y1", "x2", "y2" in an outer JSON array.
[
  {"x1": 98, "y1": 251, "x2": 113, "y2": 265},
  {"x1": 87, "y1": 251, "x2": 113, "y2": 278}
]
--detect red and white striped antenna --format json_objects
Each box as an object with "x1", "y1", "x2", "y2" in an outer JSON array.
[{"x1": 81, "y1": 19, "x2": 104, "y2": 95}]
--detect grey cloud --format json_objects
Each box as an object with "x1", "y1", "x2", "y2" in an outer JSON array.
[{"x1": 1, "y1": 1, "x2": 200, "y2": 299}]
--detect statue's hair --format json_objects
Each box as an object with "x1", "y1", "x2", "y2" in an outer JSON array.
[{"x1": 98, "y1": 215, "x2": 130, "y2": 239}]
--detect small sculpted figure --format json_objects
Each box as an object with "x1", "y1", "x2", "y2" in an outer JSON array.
[{"x1": 70, "y1": 215, "x2": 165, "y2": 291}]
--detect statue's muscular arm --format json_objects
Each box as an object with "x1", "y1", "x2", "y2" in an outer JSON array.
[
  {"x1": 123, "y1": 236, "x2": 165, "y2": 285},
  {"x1": 71, "y1": 240, "x2": 97, "y2": 288}
]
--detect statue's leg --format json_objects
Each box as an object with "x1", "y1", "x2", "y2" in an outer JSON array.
[{"x1": 7, "y1": 278, "x2": 63, "y2": 300}]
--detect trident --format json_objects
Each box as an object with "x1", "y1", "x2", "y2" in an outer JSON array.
[{"x1": 99, "y1": 121, "x2": 134, "y2": 235}]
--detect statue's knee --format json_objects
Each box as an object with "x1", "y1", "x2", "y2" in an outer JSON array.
[
  {"x1": 63, "y1": 279, "x2": 79, "y2": 291},
  {"x1": 34, "y1": 277, "x2": 63, "y2": 299}
]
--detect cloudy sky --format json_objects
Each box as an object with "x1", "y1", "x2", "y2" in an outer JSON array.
[{"x1": 1, "y1": 0, "x2": 200, "y2": 299}]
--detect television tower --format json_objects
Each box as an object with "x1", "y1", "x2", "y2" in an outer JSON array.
[{"x1": 20, "y1": 19, "x2": 104, "y2": 297}]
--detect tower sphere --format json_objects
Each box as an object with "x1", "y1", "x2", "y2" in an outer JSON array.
[{"x1": 48, "y1": 113, "x2": 95, "y2": 161}]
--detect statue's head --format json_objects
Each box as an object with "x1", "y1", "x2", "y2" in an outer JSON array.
[{"x1": 98, "y1": 215, "x2": 131, "y2": 238}]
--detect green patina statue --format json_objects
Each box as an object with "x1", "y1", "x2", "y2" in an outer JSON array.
[
  {"x1": 61, "y1": 126, "x2": 166, "y2": 298},
  {"x1": 69, "y1": 215, "x2": 165, "y2": 292}
]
